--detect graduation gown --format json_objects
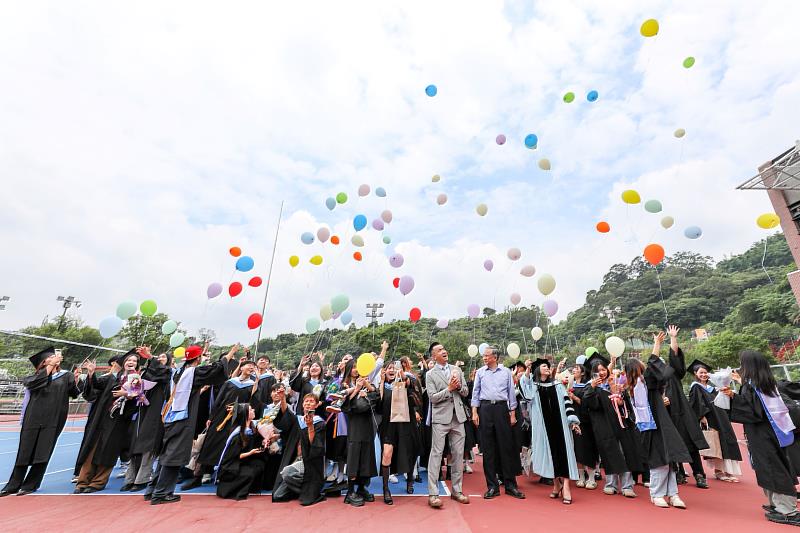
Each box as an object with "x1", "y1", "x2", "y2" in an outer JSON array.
[
  {"x1": 196, "y1": 377, "x2": 258, "y2": 467},
  {"x1": 271, "y1": 408, "x2": 326, "y2": 504},
  {"x1": 378, "y1": 382, "x2": 419, "y2": 475},
  {"x1": 14, "y1": 370, "x2": 80, "y2": 466},
  {"x1": 658, "y1": 349, "x2": 709, "y2": 453},
  {"x1": 640, "y1": 361, "x2": 692, "y2": 468},
  {"x1": 688, "y1": 383, "x2": 742, "y2": 462},
  {"x1": 342, "y1": 390, "x2": 379, "y2": 478},
  {"x1": 216, "y1": 426, "x2": 265, "y2": 500},
  {"x1": 289, "y1": 374, "x2": 328, "y2": 417},
  {"x1": 570, "y1": 383, "x2": 599, "y2": 467},
  {"x1": 129, "y1": 360, "x2": 172, "y2": 456},
  {"x1": 778, "y1": 381, "x2": 800, "y2": 477},
  {"x1": 583, "y1": 385, "x2": 645, "y2": 474},
  {"x1": 252, "y1": 373, "x2": 277, "y2": 419}
]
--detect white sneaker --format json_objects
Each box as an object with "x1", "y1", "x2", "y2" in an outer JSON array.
[
  {"x1": 603, "y1": 487, "x2": 617, "y2": 495},
  {"x1": 585, "y1": 480, "x2": 597, "y2": 490},
  {"x1": 669, "y1": 495, "x2": 686, "y2": 509},
  {"x1": 464, "y1": 464, "x2": 473, "y2": 474},
  {"x1": 575, "y1": 478, "x2": 585, "y2": 488},
  {"x1": 622, "y1": 488, "x2": 637, "y2": 498},
  {"x1": 201, "y1": 474, "x2": 212, "y2": 484},
  {"x1": 389, "y1": 474, "x2": 398, "y2": 483},
  {"x1": 652, "y1": 496, "x2": 669, "y2": 508}
]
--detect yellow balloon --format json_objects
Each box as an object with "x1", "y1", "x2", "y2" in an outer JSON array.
[
  {"x1": 173, "y1": 347, "x2": 186, "y2": 359},
  {"x1": 538, "y1": 158, "x2": 551, "y2": 171},
  {"x1": 309, "y1": 255, "x2": 323, "y2": 266},
  {"x1": 356, "y1": 353, "x2": 376, "y2": 377},
  {"x1": 757, "y1": 213, "x2": 780, "y2": 229},
  {"x1": 621, "y1": 189, "x2": 641, "y2": 204},
  {"x1": 674, "y1": 128, "x2": 686, "y2": 138},
  {"x1": 289, "y1": 255, "x2": 299, "y2": 267},
  {"x1": 640, "y1": 18, "x2": 659, "y2": 37},
  {"x1": 476, "y1": 203, "x2": 488, "y2": 216}
]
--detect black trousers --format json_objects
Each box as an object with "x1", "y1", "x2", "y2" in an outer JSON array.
[
  {"x1": 676, "y1": 446, "x2": 705, "y2": 477},
  {"x1": 3, "y1": 463, "x2": 47, "y2": 493},
  {"x1": 151, "y1": 465, "x2": 180, "y2": 499},
  {"x1": 478, "y1": 402, "x2": 518, "y2": 490}
]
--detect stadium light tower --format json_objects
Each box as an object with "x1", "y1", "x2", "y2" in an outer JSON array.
[
  {"x1": 56, "y1": 295, "x2": 82, "y2": 331},
  {"x1": 0, "y1": 295, "x2": 9, "y2": 311}
]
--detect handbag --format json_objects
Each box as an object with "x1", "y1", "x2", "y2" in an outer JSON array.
[
  {"x1": 699, "y1": 424, "x2": 722, "y2": 459},
  {"x1": 390, "y1": 377, "x2": 411, "y2": 423},
  {"x1": 187, "y1": 430, "x2": 207, "y2": 472}
]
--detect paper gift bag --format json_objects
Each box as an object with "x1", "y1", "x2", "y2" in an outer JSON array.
[
  {"x1": 390, "y1": 378, "x2": 410, "y2": 423},
  {"x1": 699, "y1": 426, "x2": 722, "y2": 459}
]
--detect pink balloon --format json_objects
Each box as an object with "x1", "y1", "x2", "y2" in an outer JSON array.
[
  {"x1": 436, "y1": 318, "x2": 449, "y2": 329},
  {"x1": 358, "y1": 184, "x2": 371, "y2": 197},
  {"x1": 381, "y1": 210, "x2": 393, "y2": 224},
  {"x1": 467, "y1": 304, "x2": 480, "y2": 318},
  {"x1": 398, "y1": 275, "x2": 415, "y2": 296},
  {"x1": 389, "y1": 253, "x2": 404, "y2": 268},
  {"x1": 496, "y1": 134, "x2": 506, "y2": 145},
  {"x1": 372, "y1": 219, "x2": 384, "y2": 231},
  {"x1": 542, "y1": 299, "x2": 559, "y2": 317},
  {"x1": 483, "y1": 259, "x2": 494, "y2": 272},
  {"x1": 510, "y1": 293, "x2": 521, "y2": 305},
  {"x1": 207, "y1": 282, "x2": 223, "y2": 299},
  {"x1": 316, "y1": 227, "x2": 330, "y2": 243},
  {"x1": 436, "y1": 193, "x2": 448, "y2": 205}
]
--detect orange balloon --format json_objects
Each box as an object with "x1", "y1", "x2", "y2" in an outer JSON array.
[
  {"x1": 596, "y1": 221, "x2": 610, "y2": 233},
  {"x1": 331, "y1": 235, "x2": 340, "y2": 245},
  {"x1": 643, "y1": 243, "x2": 665, "y2": 266},
  {"x1": 353, "y1": 251, "x2": 363, "y2": 261},
  {"x1": 229, "y1": 246, "x2": 242, "y2": 257}
]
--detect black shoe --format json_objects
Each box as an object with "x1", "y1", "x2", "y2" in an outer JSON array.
[
  {"x1": 415, "y1": 474, "x2": 422, "y2": 483},
  {"x1": 0, "y1": 489, "x2": 16, "y2": 497},
  {"x1": 82, "y1": 487, "x2": 100, "y2": 494},
  {"x1": 73, "y1": 487, "x2": 85, "y2": 494},
  {"x1": 483, "y1": 488, "x2": 500, "y2": 499},
  {"x1": 383, "y1": 492, "x2": 394, "y2": 505},
  {"x1": 344, "y1": 492, "x2": 364, "y2": 507},
  {"x1": 675, "y1": 472, "x2": 687, "y2": 485},
  {"x1": 766, "y1": 511, "x2": 800, "y2": 526},
  {"x1": 763, "y1": 504, "x2": 776, "y2": 512},
  {"x1": 301, "y1": 494, "x2": 326, "y2": 506},
  {"x1": 143, "y1": 492, "x2": 153, "y2": 501},
  {"x1": 406, "y1": 481, "x2": 414, "y2": 494},
  {"x1": 151, "y1": 494, "x2": 181, "y2": 505},
  {"x1": 357, "y1": 488, "x2": 374, "y2": 502},
  {"x1": 15, "y1": 489, "x2": 34, "y2": 496},
  {"x1": 129, "y1": 483, "x2": 147, "y2": 492},
  {"x1": 595, "y1": 471, "x2": 602, "y2": 480},
  {"x1": 180, "y1": 478, "x2": 202, "y2": 491},
  {"x1": 505, "y1": 487, "x2": 526, "y2": 499},
  {"x1": 694, "y1": 474, "x2": 709, "y2": 489},
  {"x1": 120, "y1": 483, "x2": 134, "y2": 492}
]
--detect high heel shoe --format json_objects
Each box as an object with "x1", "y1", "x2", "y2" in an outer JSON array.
[{"x1": 406, "y1": 480, "x2": 414, "y2": 494}]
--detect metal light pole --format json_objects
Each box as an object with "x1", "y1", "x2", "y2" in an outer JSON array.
[
  {"x1": 0, "y1": 296, "x2": 9, "y2": 311},
  {"x1": 56, "y1": 296, "x2": 82, "y2": 331},
  {"x1": 366, "y1": 303, "x2": 384, "y2": 343},
  {"x1": 598, "y1": 305, "x2": 621, "y2": 333}
]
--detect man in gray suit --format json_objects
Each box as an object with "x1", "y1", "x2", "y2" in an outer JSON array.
[{"x1": 425, "y1": 341, "x2": 470, "y2": 508}]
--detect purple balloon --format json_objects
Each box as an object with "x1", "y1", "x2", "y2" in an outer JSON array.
[
  {"x1": 398, "y1": 275, "x2": 415, "y2": 296},
  {"x1": 542, "y1": 299, "x2": 559, "y2": 317},
  {"x1": 436, "y1": 318, "x2": 449, "y2": 329},
  {"x1": 467, "y1": 304, "x2": 480, "y2": 318},
  {"x1": 496, "y1": 134, "x2": 506, "y2": 145},
  {"x1": 372, "y1": 219, "x2": 385, "y2": 231},
  {"x1": 483, "y1": 259, "x2": 494, "y2": 272},
  {"x1": 389, "y1": 253, "x2": 404, "y2": 268},
  {"x1": 207, "y1": 282, "x2": 223, "y2": 299}
]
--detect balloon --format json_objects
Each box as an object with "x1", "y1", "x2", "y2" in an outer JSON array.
[
  {"x1": 644, "y1": 200, "x2": 662, "y2": 213},
  {"x1": 353, "y1": 252, "x2": 363, "y2": 261},
  {"x1": 382, "y1": 236, "x2": 391, "y2": 244},
  {"x1": 476, "y1": 203, "x2": 488, "y2": 216},
  {"x1": 289, "y1": 255, "x2": 300, "y2": 267},
  {"x1": 496, "y1": 134, "x2": 506, "y2": 145},
  {"x1": 542, "y1": 299, "x2": 559, "y2": 317},
  {"x1": 358, "y1": 184, "x2": 370, "y2": 197},
  {"x1": 229, "y1": 282, "x2": 243, "y2": 297},
  {"x1": 340, "y1": 311, "x2": 353, "y2": 326},
  {"x1": 140, "y1": 299, "x2": 157, "y2": 317},
  {"x1": 640, "y1": 18, "x2": 659, "y2": 37},
  {"x1": 436, "y1": 193, "x2": 448, "y2": 205},
  {"x1": 510, "y1": 293, "x2": 521, "y2": 305},
  {"x1": 320, "y1": 303, "x2": 333, "y2": 321},
  {"x1": 248, "y1": 276, "x2": 263, "y2": 288},
  {"x1": 169, "y1": 332, "x2": 185, "y2": 348},
  {"x1": 309, "y1": 255, "x2": 323, "y2": 266},
  {"x1": 398, "y1": 275, "x2": 414, "y2": 295},
  {"x1": 389, "y1": 253, "x2": 404, "y2": 268},
  {"x1": 325, "y1": 197, "x2": 336, "y2": 210},
  {"x1": 99, "y1": 316, "x2": 124, "y2": 339},
  {"x1": 436, "y1": 318, "x2": 449, "y2": 329},
  {"x1": 467, "y1": 344, "x2": 479, "y2": 357},
  {"x1": 585, "y1": 347, "x2": 598, "y2": 357},
  {"x1": 353, "y1": 215, "x2": 367, "y2": 232},
  {"x1": 305, "y1": 317, "x2": 320, "y2": 334},
  {"x1": 173, "y1": 347, "x2": 186, "y2": 359},
  {"x1": 643, "y1": 243, "x2": 665, "y2": 265},
  {"x1": 235, "y1": 256, "x2": 255, "y2": 272},
  {"x1": 425, "y1": 84, "x2": 437, "y2": 97},
  {"x1": 621, "y1": 190, "x2": 641, "y2": 204},
  {"x1": 229, "y1": 246, "x2": 241, "y2": 257},
  {"x1": 336, "y1": 192, "x2": 348, "y2": 204},
  {"x1": 605, "y1": 336, "x2": 626, "y2": 358},
  {"x1": 660, "y1": 216, "x2": 674, "y2": 229},
  {"x1": 587, "y1": 90, "x2": 598, "y2": 102},
  {"x1": 381, "y1": 210, "x2": 393, "y2": 223},
  {"x1": 372, "y1": 219, "x2": 385, "y2": 231},
  {"x1": 116, "y1": 301, "x2": 137, "y2": 320},
  {"x1": 507, "y1": 247, "x2": 521, "y2": 261},
  {"x1": 478, "y1": 343, "x2": 489, "y2": 356},
  {"x1": 538, "y1": 158, "x2": 551, "y2": 170},
  {"x1": 596, "y1": 221, "x2": 611, "y2": 233},
  {"x1": 432, "y1": 174, "x2": 441, "y2": 182},
  {"x1": 520, "y1": 265, "x2": 536, "y2": 277},
  {"x1": 301, "y1": 232, "x2": 315, "y2": 245},
  {"x1": 507, "y1": 342, "x2": 520, "y2": 359},
  {"x1": 351, "y1": 235, "x2": 364, "y2": 247},
  {"x1": 331, "y1": 294, "x2": 350, "y2": 313},
  {"x1": 409, "y1": 307, "x2": 422, "y2": 322},
  {"x1": 563, "y1": 92, "x2": 575, "y2": 103},
  {"x1": 375, "y1": 187, "x2": 387, "y2": 198},
  {"x1": 674, "y1": 128, "x2": 686, "y2": 138},
  {"x1": 531, "y1": 327, "x2": 543, "y2": 341},
  {"x1": 684, "y1": 226, "x2": 703, "y2": 240},
  {"x1": 356, "y1": 353, "x2": 377, "y2": 377},
  {"x1": 683, "y1": 56, "x2": 695, "y2": 68},
  {"x1": 161, "y1": 320, "x2": 178, "y2": 335},
  {"x1": 483, "y1": 259, "x2": 494, "y2": 272},
  {"x1": 317, "y1": 227, "x2": 330, "y2": 243},
  {"x1": 524, "y1": 134, "x2": 538, "y2": 149},
  {"x1": 331, "y1": 236, "x2": 340, "y2": 245},
  {"x1": 247, "y1": 313, "x2": 263, "y2": 330},
  {"x1": 392, "y1": 277, "x2": 400, "y2": 288},
  {"x1": 467, "y1": 304, "x2": 480, "y2": 318},
  {"x1": 537, "y1": 273, "x2": 556, "y2": 295},
  {"x1": 757, "y1": 213, "x2": 780, "y2": 229}
]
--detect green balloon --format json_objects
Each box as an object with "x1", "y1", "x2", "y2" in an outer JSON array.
[
  {"x1": 140, "y1": 299, "x2": 158, "y2": 317},
  {"x1": 305, "y1": 317, "x2": 321, "y2": 334},
  {"x1": 585, "y1": 347, "x2": 598, "y2": 357},
  {"x1": 644, "y1": 199, "x2": 662, "y2": 213},
  {"x1": 116, "y1": 301, "x2": 137, "y2": 320},
  {"x1": 563, "y1": 92, "x2": 575, "y2": 103},
  {"x1": 161, "y1": 320, "x2": 177, "y2": 335},
  {"x1": 382, "y1": 235, "x2": 391, "y2": 244},
  {"x1": 683, "y1": 56, "x2": 695, "y2": 68},
  {"x1": 336, "y1": 192, "x2": 348, "y2": 204},
  {"x1": 331, "y1": 294, "x2": 350, "y2": 314}
]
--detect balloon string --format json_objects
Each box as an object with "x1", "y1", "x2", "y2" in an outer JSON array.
[
  {"x1": 761, "y1": 239, "x2": 773, "y2": 284},
  {"x1": 521, "y1": 327, "x2": 529, "y2": 356},
  {"x1": 391, "y1": 329, "x2": 401, "y2": 360},
  {"x1": 654, "y1": 266, "x2": 669, "y2": 329},
  {"x1": 500, "y1": 307, "x2": 513, "y2": 350}
]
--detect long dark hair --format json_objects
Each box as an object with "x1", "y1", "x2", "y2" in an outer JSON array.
[
  {"x1": 234, "y1": 403, "x2": 251, "y2": 447},
  {"x1": 342, "y1": 359, "x2": 357, "y2": 387},
  {"x1": 624, "y1": 359, "x2": 645, "y2": 399},
  {"x1": 739, "y1": 350, "x2": 778, "y2": 395}
]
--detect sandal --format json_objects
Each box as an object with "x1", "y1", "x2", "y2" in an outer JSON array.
[{"x1": 562, "y1": 497, "x2": 572, "y2": 505}]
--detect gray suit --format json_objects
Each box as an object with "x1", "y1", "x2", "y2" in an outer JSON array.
[{"x1": 426, "y1": 364, "x2": 469, "y2": 496}]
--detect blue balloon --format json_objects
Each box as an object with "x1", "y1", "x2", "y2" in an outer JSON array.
[
  {"x1": 301, "y1": 232, "x2": 315, "y2": 245},
  {"x1": 235, "y1": 256, "x2": 255, "y2": 272},
  {"x1": 340, "y1": 311, "x2": 353, "y2": 326},
  {"x1": 684, "y1": 226, "x2": 703, "y2": 239},
  {"x1": 353, "y1": 215, "x2": 367, "y2": 232},
  {"x1": 99, "y1": 316, "x2": 124, "y2": 339},
  {"x1": 478, "y1": 342, "x2": 489, "y2": 356},
  {"x1": 587, "y1": 90, "x2": 598, "y2": 102},
  {"x1": 524, "y1": 134, "x2": 538, "y2": 149},
  {"x1": 425, "y1": 84, "x2": 437, "y2": 97},
  {"x1": 375, "y1": 187, "x2": 386, "y2": 198},
  {"x1": 325, "y1": 197, "x2": 336, "y2": 210}
]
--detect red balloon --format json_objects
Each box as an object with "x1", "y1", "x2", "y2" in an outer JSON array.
[
  {"x1": 230, "y1": 246, "x2": 242, "y2": 257},
  {"x1": 248, "y1": 276, "x2": 263, "y2": 287},
  {"x1": 247, "y1": 313, "x2": 262, "y2": 330},
  {"x1": 331, "y1": 236, "x2": 340, "y2": 245},
  {"x1": 596, "y1": 221, "x2": 610, "y2": 233},
  {"x1": 229, "y1": 281, "x2": 243, "y2": 297},
  {"x1": 353, "y1": 251, "x2": 362, "y2": 261},
  {"x1": 409, "y1": 307, "x2": 422, "y2": 322},
  {"x1": 643, "y1": 243, "x2": 665, "y2": 266},
  {"x1": 392, "y1": 277, "x2": 400, "y2": 288}
]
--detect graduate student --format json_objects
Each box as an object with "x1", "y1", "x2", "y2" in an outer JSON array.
[
  {"x1": 290, "y1": 353, "x2": 329, "y2": 417},
  {"x1": 252, "y1": 354, "x2": 277, "y2": 418},
  {"x1": 341, "y1": 358, "x2": 380, "y2": 507},
  {"x1": 216, "y1": 403, "x2": 265, "y2": 500},
  {"x1": 567, "y1": 356, "x2": 599, "y2": 490},
  {"x1": 1, "y1": 347, "x2": 82, "y2": 497}
]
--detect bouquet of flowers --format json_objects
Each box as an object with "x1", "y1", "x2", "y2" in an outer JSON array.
[
  {"x1": 609, "y1": 370, "x2": 629, "y2": 428},
  {"x1": 709, "y1": 368, "x2": 733, "y2": 410},
  {"x1": 110, "y1": 373, "x2": 155, "y2": 417},
  {"x1": 257, "y1": 404, "x2": 283, "y2": 454},
  {"x1": 325, "y1": 378, "x2": 346, "y2": 413}
]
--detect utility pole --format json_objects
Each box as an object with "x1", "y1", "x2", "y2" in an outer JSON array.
[
  {"x1": 598, "y1": 305, "x2": 621, "y2": 334},
  {"x1": 366, "y1": 303, "x2": 384, "y2": 343},
  {"x1": 0, "y1": 296, "x2": 9, "y2": 311},
  {"x1": 56, "y1": 296, "x2": 82, "y2": 332}
]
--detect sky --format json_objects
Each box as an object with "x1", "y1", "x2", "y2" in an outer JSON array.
[{"x1": 1, "y1": 1, "x2": 799, "y2": 346}]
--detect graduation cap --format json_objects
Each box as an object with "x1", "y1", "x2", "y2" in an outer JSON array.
[
  {"x1": 29, "y1": 346, "x2": 56, "y2": 369},
  {"x1": 531, "y1": 357, "x2": 550, "y2": 374},
  {"x1": 585, "y1": 352, "x2": 610, "y2": 375},
  {"x1": 507, "y1": 360, "x2": 526, "y2": 371},
  {"x1": 185, "y1": 345, "x2": 203, "y2": 361},
  {"x1": 115, "y1": 348, "x2": 139, "y2": 367},
  {"x1": 687, "y1": 359, "x2": 712, "y2": 375}
]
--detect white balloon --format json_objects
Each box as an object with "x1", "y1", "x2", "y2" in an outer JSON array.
[
  {"x1": 507, "y1": 342, "x2": 521, "y2": 359},
  {"x1": 476, "y1": 203, "x2": 488, "y2": 216},
  {"x1": 507, "y1": 247, "x2": 521, "y2": 261},
  {"x1": 510, "y1": 293, "x2": 521, "y2": 305},
  {"x1": 520, "y1": 265, "x2": 536, "y2": 277},
  {"x1": 605, "y1": 336, "x2": 626, "y2": 358},
  {"x1": 467, "y1": 344, "x2": 478, "y2": 357},
  {"x1": 351, "y1": 235, "x2": 364, "y2": 247},
  {"x1": 531, "y1": 327, "x2": 543, "y2": 341},
  {"x1": 478, "y1": 342, "x2": 489, "y2": 356}
]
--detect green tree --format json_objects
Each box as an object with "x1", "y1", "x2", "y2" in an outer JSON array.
[
  {"x1": 694, "y1": 331, "x2": 772, "y2": 368},
  {"x1": 118, "y1": 313, "x2": 186, "y2": 353}
]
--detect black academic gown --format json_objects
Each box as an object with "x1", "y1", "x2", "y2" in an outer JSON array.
[
  {"x1": 342, "y1": 390, "x2": 379, "y2": 478},
  {"x1": 14, "y1": 370, "x2": 80, "y2": 467},
  {"x1": 640, "y1": 361, "x2": 692, "y2": 468},
  {"x1": 196, "y1": 378, "x2": 257, "y2": 467},
  {"x1": 289, "y1": 374, "x2": 328, "y2": 417},
  {"x1": 688, "y1": 383, "x2": 742, "y2": 462},
  {"x1": 378, "y1": 382, "x2": 419, "y2": 475},
  {"x1": 583, "y1": 385, "x2": 645, "y2": 474},
  {"x1": 216, "y1": 425, "x2": 265, "y2": 500},
  {"x1": 730, "y1": 383, "x2": 797, "y2": 496},
  {"x1": 778, "y1": 381, "x2": 800, "y2": 477},
  {"x1": 253, "y1": 373, "x2": 277, "y2": 419},
  {"x1": 74, "y1": 376, "x2": 99, "y2": 476},
  {"x1": 538, "y1": 384, "x2": 570, "y2": 478},
  {"x1": 570, "y1": 383, "x2": 599, "y2": 468},
  {"x1": 271, "y1": 408, "x2": 326, "y2": 504},
  {"x1": 130, "y1": 360, "x2": 172, "y2": 457},
  {"x1": 659, "y1": 349, "x2": 709, "y2": 453}
]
